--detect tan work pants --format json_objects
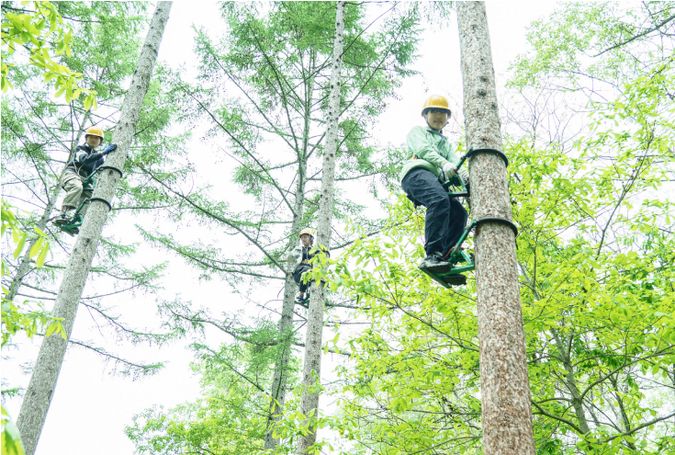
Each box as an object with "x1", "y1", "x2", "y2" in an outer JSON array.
[{"x1": 61, "y1": 170, "x2": 92, "y2": 216}]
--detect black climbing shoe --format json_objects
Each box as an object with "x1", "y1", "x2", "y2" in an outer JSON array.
[
  {"x1": 419, "y1": 252, "x2": 449, "y2": 270},
  {"x1": 54, "y1": 213, "x2": 71, "y2": 226},
  {"x1": 295, "y1": 291, "x2": 310, "y2": 307}
]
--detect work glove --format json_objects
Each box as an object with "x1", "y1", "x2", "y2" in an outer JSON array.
[
  {"x1": 102, "y1": 143, "x2": 118, "y2": 155},
  {"x1": 440, "y1": 162, "x2": 457, "y2": 182},
  {"x1": 288, "y1": 246, "x2": 302, "y2": 263},
  {"x1": 458, "y1": 168, "x2": 469, "y2": 183}
]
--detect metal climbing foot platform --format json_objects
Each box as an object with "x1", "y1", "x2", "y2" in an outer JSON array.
[
  {"x1": 419, "y1": 263, "x2": 467, "y2": 287},
  {"x1": 416, "y1": 148, "x2": 518, "y2": 289},
  {"x1": 53, "y1": 215, "x2": 82, "y2": 236},
  {"x1": 419, "y1": 250, "x2": 474, "y2": 288}
]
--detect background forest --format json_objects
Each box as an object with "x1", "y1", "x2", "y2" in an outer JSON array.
[{"x1": 1, "y1": 1, "x2": 673, "y2": 454}]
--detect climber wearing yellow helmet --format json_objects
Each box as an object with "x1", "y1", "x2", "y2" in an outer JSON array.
[
  {"x1": 291, "y1": 228, "x2": 329, "y2": 306},
  {"x1": 400, "y1": 95, "x2": 468, "y2": 270},
  {"x1": 54, "y1": 127, "x2": 117, "y2": 226}
]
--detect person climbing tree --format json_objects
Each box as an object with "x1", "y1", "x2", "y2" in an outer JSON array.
[
  {"x1": 54, "y1": 127, "x2": 117, "y2": 225},
  {"x1": 291, "y1": 228, "x2": 329, "y2": 305},
  {"x1": 400, "y1": 95, "x2": 469, "y2": 270},
  {"x1": 18, "y1": 4, "x2": 172, "y2": 452}
]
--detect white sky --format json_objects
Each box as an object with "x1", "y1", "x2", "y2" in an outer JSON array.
[{"x1": 3, "y1": 1, "x2": 560, "y2": 454}]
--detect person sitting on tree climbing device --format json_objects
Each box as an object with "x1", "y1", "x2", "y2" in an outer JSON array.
[
  {"x1": 292, "y1": 228, "x2": 329, "y2": 305},
  {"x1": 400, "y1": 95, "x2": 468, "y2": 270},
  {"x1": 55, "y1": 127, "x2": 117, "y2": 225}
]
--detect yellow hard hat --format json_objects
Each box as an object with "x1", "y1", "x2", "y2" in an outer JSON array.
[
  {"x1": 421, "y1": 95, "x2": 451, "y2": 116},
  {"x1": 85, "y1": 127, "x2": 104, "y2": 139},
  {"x1": 299, "y1": 228, "x2": 316, "y2": 238}
]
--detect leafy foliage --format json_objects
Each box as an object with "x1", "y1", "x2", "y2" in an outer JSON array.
[
  {"x1": 1, "y1": 404, "x2": 25, "y2": 455},
  {"x1": 1, "y1": 201, "x2": 63, "y2": 455},
  {"x1": 127, "y1": 327, "x2": 298, "y2": 454},
  {"x1": 1, "y1": 198, "x2": 62, "y2": 348},
  {"x1": 329, "y1": 3, "x2": 674, "y2": 453},
  {"x1": 1, "y1": 1, "x2": 96, "y2": 108}
]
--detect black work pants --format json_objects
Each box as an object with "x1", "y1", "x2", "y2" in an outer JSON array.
[
  {"x1": 293, "y1": 264, "x2": 312, "y2": 292},
  {"x1": 401, "y1": 168, "x2": 468, "y2": 257}
]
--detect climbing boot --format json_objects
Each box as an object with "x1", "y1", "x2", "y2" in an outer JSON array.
[
  {"x1": 419, "y1": 252, "x2": 449, "y2": 270},
  {"x1": 54, "y1": 210, "x2": 73, "y2": 226},
  {"x1": 295, "y1": 291, "x2": 310, "y2": 307}
]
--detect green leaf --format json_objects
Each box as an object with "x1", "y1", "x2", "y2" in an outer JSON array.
[
  {"x1": 36, "y1": 243, "x2": 49, "y2": 268},
  {"x1": 29, "y1": 236, "x2": 43, "y2": 258},
  {"x1": 12, "y1": 232, "x2": 26, "y2": 259},
  {"x1": 1, "y1": 404, "x2": 26, "y2": 455}
]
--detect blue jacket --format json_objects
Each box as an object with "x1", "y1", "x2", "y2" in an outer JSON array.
[{"x1": 66, "y1": 144, "x2": 105, "y2": 178}]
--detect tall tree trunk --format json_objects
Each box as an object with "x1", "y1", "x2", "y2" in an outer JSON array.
[
  {"x1": 264, "y1": 54, "x2": 316, "y2": 450},
  {"x1": 297, "y1": 2, "x2": 344, "y2": 453},
  {"x1": 264, "y1": 163, "x2": 307, "y2": 449},
  {"x1": 16, "y1": 4, "x2": 172, "y2": 454},
  {"x1": 456, "y1": 3, "x2": 535, "y2": 454}
]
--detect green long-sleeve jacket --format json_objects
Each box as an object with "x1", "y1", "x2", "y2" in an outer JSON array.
[{"x1": 399, "y1": 125, "x2": 461, "y2": 183}]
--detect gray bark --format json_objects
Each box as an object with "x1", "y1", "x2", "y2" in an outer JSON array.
[
  {"x1": 297, "y1": 2, "x2": 344, "y2": 453},
  {"x1": 16, "y1": 4, "x2": 172, "y2": 454},
  {"x1": 456, "y1": 3, "x2": 535, "y2": 454},
  {"x1": 552, "y1": 330, "x2": 591, "y2": 433},
  {"x1": 264, "y1": 50, "x2": 317, "y2": 451},
  {"x1": 6, "y1": 200, "x2": 58, "y2": 303},
  {"x1": 264, "y1": 163, "x2": 308, "y2": 448}
]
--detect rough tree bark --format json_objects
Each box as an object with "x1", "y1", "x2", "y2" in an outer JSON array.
[
  {"x1": 16, "y1": 4, "x2": 172, "y2": 454},
  {"x1": 264, "y1": 53, "x2": 317, "y2": 451},
  {"x1": 297, "y1": 2, "x2": 344, "y2": 453},
  {"x1": 264, "y1": 172, "x2": 307, "y2": 449},
  {"x1": 456, "y1": 2, "x2": 535, "y2": 454}
]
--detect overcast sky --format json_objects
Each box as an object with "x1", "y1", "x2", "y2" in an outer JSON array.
[{"x1": 3, "y1": 2, "x2": 560, "y2": 454}]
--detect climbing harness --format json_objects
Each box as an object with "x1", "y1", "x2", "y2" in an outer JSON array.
[{"x1": 419, "y1": 148, "x2": 517, "y2": 288}]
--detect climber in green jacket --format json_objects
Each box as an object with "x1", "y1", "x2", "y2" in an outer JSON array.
[{"x1": 400, "y1": 95, "x2": 468, "y2": 270}]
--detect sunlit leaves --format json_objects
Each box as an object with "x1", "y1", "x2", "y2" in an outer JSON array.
[
  {"x1": 1, "y1": 404, "x2": 25, "y2": 455},
  {"x1": 1, "y1": 1, "x2": 97, "y2": 108},
  {"x1": 127, "y1": 331, "x2": 298, "y2": 454},
  {"x1": 1, "y1": 201, "x2": 61, "y2": 348}
]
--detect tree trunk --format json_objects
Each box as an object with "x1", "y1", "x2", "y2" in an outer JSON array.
[
  {"x1": 552, "y1": 330, "x2": 591, "y2": 434},
  {"x1": 16, "y1": 4, "x2": 172, "y2": 454},
  {"x1": 456, "y1": 3, "x2": 535, "y2": 454},
  {"x1": 297, "y1": 2, "x2": 344, "y2": 453},
  {"x1": 264, "y1": 51, "x2": 317, "y2": 451},
  {"x1": 264, "y1": 165, "x2": 307, "y2": 449},
  {"x1": 6, "y1": 200, "x2": 58, "y2": 303}
]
